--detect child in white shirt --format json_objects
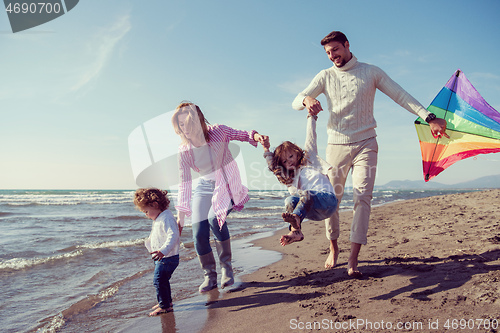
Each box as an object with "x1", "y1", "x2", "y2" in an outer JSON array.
[
  {"x1": 264, "y1": 115, "x2": 338, "y2": 246},
  {"x1": 134, "y1": 188, "x2": 180, "y2": 316}
]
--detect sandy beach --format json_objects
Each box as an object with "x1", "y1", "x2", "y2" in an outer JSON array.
[
  {"x1": 120, "y1": 189, "x2": 500, "y2": 332},
  {"x1": 200, "y1": 189, "x2": 500, "y2": 332}
]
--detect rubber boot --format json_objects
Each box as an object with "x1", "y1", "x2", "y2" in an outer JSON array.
[
  {"x1": 215, "y1": 239, "x2": 234, "y2": 289},
  {"x1": 198, "y1": 251, "x2": 217, "y2": 293}
]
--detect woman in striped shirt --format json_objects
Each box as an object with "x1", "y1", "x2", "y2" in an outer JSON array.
[{"x1": 172, "y1": 102, "x2": 269, "y2": 293}]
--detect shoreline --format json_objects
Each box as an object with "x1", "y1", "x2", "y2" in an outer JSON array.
[
  {"x1": 117, "y1": 231, "x2": 283, "y2": 333},
  {"x1": 117, "y1": 189, "x2": 500, "y2": 332},
  {"x1": 201, "y1": 189, "x2": 500, "y2": 333}
]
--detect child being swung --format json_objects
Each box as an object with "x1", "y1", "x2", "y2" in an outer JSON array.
[
  {"x1": 134, "y1": 188, "x2": 180, "y2": 316},
  {"x1": 264, "y1": 114, "x2": 338, "y2": 246}
]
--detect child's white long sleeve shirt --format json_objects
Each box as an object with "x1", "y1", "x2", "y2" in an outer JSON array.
[
  {"x1": 144, "y1": 210, "x2": 180, "y2": 258},
  {"x1": 265, "y1": 116, "x2": 334, "y2": 196},
  {"x1": 292, "y1": 115, "x2": 334, "y2": 195}
]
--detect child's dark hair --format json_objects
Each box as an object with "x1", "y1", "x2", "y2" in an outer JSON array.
[
  {"x1": 268, "y1": 141, "x2": 307, "y2": 185},
  {"x1": 134, "y1": 188, "x2": 170, "y2": 211}
]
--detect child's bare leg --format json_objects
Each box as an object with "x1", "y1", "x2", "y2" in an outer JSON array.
[
  {"x1": 324, "y1": 239, "x2": 339, "y2": 269},
  {"x1": 347, "y1": 242, "x2": 362, "y2": 278}
]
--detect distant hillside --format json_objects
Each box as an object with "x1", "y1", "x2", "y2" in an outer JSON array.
[
  {"x1": 378, "y1": 174, "x2": 500, "y2": 189},
  {"x1": 378, "y1": 179, "x2": 444, "y2": 189}
]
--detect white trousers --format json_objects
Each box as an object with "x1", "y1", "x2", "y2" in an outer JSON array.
[{"x1": 325, "y1": 137, "x2": 378, "y2": 245}]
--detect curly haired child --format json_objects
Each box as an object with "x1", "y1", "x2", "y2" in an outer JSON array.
[
  {"x1": 134, "y1": 188, "x2": 180, "y2": 316},
  {"x1": 264, "y1": 114, "x2": 338, "y2": 247}
]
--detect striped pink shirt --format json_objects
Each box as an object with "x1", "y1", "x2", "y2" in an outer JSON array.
[{"x1": 175, "y1": 124, "x2": 258, "y2": 229}]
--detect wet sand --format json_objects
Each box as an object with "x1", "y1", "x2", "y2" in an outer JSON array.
[
  {"x1": 202, "y1": 189, "x2": 500, "y2": 332},
  {"x1": 120, "y1": 189, "x2": 500, "y2": 332},
  {"x1": 117, "y1": 233, "x2": 282, "y2": 333}
]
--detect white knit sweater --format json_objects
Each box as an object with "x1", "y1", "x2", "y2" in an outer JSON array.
[{"x1": 292, "y1": 55, "x2": 431, "y2": 144}]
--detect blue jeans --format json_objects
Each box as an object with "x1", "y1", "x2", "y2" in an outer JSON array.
[
  {"x1": 285, "y1": 191, "x2": 338, "y2": 223},
  {"x1": 192, "y1": 179, "x2": 232, "y2": 256},
  {"x1": 153, "y1": 254, "x2": 179, "y2": 309}
]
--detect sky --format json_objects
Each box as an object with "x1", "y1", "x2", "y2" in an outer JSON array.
[{"x1": 1, "y1": 0, "x2": 499, "y2": 190}]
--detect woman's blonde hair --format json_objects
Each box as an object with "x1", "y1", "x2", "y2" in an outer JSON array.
[
  {"x1": 268, "y1": 141, "x2": 307, "y2": 185},
  {"x1": 171, "y1": 102, "x2": 210, "y2": 144}
]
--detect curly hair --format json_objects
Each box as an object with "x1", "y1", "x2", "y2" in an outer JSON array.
[
  {"x1": 134, "y1": 188, "x2": 170, "y2": 212},
  {"x1": 268, "y1": 141, "x2": 308, "y2": 185}
]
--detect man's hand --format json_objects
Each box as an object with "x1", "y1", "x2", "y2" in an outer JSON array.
[
  {"x1": 303, "y1": 96, "x2": 323, "y2": 116},
  {"x1": 429, "y1": 118, "x2": 449, "y2": 139}
]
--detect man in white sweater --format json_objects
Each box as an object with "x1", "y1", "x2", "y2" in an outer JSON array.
[{"x1": 292, "y1": 30, "x2": 447, "y2": 278}]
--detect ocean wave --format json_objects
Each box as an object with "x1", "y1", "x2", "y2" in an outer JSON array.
[
  {"x1": 243, "y1": 205, "x2": 283, "y2": 211},
  {"x1": 36, "y1": 313, "x2": 65, "y2": 333},
  {"x1": 0, "y1": 239, "x2": 145, "y2": 271},
  {"x1": 3, "y1": 202, "x2": 80, "y2": 207},
  {"x1": 0, "y1": 250, "x2": 83, "y2": 271},
  {"x1": 76, "y1": 238, "x2": 145, "y2": 250},
  {"x1": 249, "y1": 191, "x2": 287, "y2": 199},
  {"x1": 250, "y1": 222, "x2": 283, "y2": 229},
  {"x1": 226, "y1": 211, "x2": 279, "y2": 219},
  {"x1": 111, "y1": 215, "x2": 144, "y2": 221},
  {"x1": 0, "y1": 191, "x2": 135, "y2": 207}
]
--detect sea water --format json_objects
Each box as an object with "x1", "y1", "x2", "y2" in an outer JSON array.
[{"x1": 0, "y1": 188, "x2": 475, "y2": 332}]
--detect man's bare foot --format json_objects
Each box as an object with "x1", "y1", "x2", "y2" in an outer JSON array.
[
  {"x1": 280, "y1": 230, "x2": 304, "y2": 246},
  {"x1": 324, "y1": 250, "x2": 339, "y2": 269},
  {"x1": 324, "y1": 239, "x2": 339, "y2": 269},
  {"x1": 149, "y1": 306, "x2": 173, "y2": 316},
  {"x1": 347, "y1": 267, "x2": 363, "y2": 278},
  {"x1": 282, "y1": 212, "x2": 301, "y2": 230},
  {"x1": 347, "y1": 258, "x2": 362, "y2": 278},
  {"x1": 347, "y1": 243, "x2": 363, "y2": 278}
]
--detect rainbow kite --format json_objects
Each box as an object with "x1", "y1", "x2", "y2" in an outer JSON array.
[{"x1": 415, "y1": 69, "x2": 500, "y2": 181}]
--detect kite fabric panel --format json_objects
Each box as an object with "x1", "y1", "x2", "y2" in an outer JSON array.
[{"x1": 415, "y1": 69, "x2": 500, "y2": 181}]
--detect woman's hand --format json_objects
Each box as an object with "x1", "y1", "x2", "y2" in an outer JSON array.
[
  {"x1": 176, "y1": 213, "x2": 185, "y2": 235},
  {"x1": 254, "y1": 133, "x2": 270, "y2": 150}
]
